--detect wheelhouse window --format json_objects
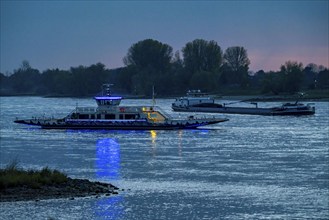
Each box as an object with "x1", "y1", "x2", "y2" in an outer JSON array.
[
  {"x1": 105, "y1": 114, "x2": 116, "y2": 119},
  {"x1": 125, "y1": 114, "x2": 136, "y2": 119},
  {"x1": 78, "y1": 114, "x2": 89, "y2": 119}
]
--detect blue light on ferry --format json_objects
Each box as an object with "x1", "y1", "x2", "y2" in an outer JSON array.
[
  {"x1": 96, "y1": 138, "x2": 120, "y2": 181},
  {"x1": 94, "y1": 96, "x2": 122, "y2": 100}
]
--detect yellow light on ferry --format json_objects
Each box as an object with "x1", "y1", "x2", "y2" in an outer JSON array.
[{"x1": 150, "y1": 130, "x2": 157, "y2": 140}]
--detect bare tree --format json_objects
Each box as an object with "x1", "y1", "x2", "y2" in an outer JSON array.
[
  {"x1": 224, "y1": 46, "x2": 250, "y2": 72},
  {"x1": 182, "y1": 39, "x2": 223, "y2": 74}
]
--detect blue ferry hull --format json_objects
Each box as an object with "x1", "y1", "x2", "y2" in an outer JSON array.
[{"x1": 14, "y1": 118, "x2": 228, "y2": 130}]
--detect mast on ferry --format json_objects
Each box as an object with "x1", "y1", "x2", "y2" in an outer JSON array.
[{"x1": 152, "y1": 86, "x2": 156, "y2": 108}]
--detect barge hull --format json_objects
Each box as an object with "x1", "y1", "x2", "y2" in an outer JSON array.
[{"x1": 172, "y1": 106, "x2": 315, "y2": 116}]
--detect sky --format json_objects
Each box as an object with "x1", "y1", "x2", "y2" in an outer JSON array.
[{"x1": 1, "y1": 1, "x2": 328, "y2": 74}]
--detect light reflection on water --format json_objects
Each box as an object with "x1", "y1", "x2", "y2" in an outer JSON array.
[
  {"x1": 95, "y1": 137, "x2": 124, "y2": 219},
  {"x1": 96, "y1": 138, "x2": 121, "y2": 181},
  {"x1": 0, "y1": 97, "x2": 328, "y2": 219},
  {"x1": 96, "y1": 196, "x2": 124, "y2": 220}
]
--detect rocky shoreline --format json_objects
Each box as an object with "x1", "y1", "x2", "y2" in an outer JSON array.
[{"x1": 0, "y1": 177, "x2": 121, "y2": 202}]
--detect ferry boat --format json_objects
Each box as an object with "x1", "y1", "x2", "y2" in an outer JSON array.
[
  {"x1": 14, "y1": 85, "x2": 229, "y2": 130},
  {"x1": 172, "y1": 90, "x2": 315, "y2": 116}
]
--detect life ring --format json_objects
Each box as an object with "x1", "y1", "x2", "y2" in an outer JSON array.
[{"x1": 120, "y1": 107, "x2": 125, "y2": 112}]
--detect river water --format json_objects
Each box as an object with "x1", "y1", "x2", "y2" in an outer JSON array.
[{"x1": 0, "y1": 97, "x2": 328, "y2": 219}]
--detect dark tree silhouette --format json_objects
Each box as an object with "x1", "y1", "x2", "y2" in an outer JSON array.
[
  {"x1": 1, "y1": 39, "x2": 327, "y2": 97},
  {"x1": 122, "y1": 39, "x2": 174, "y2": 95},
  {"x1": 223, "y1": 46, "x2": 250, "y2": 72},
  {"x1": 222, "y1": 47, "x2": 250, "y2": 88},
  {"x1": 123, "y1": 39, "x2": 173, "y2": 73},
  {"x1": 280, "y1": 61, "x2": 304, "y2": 93},
  {"x1": 182, "y1": 39, "x2": 223, "y2": 74}
]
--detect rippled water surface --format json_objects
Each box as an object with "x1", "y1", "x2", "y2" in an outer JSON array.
[{"x1": 1, "y1": 97, "x2": 328, "y2": 219}]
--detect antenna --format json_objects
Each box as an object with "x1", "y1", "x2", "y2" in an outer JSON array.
[
  {"x1": 152, "y1": 86, "x2": 156, "y2": 107},
  {"x1": 102, "y1": 83, "x2": 114, "y2": 96},
  {"x1": 295, "y1": 92, "x2": 304, "y2": 105}
]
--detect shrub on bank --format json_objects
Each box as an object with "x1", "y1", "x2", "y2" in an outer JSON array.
[{"x1": 0, "y1": 161, "x2": 68, "y2": 189}]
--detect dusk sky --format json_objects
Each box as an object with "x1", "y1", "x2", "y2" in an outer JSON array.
[{"x1": 1, "y1": 1, "x2": 328, "y2": 74}]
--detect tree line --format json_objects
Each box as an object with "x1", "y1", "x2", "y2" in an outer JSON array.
[{"x1": 1, "y1": 39, "x2": 328, "y2": 97}]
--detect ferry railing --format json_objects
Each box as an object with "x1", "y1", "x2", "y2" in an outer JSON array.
[{"x1": 75, "y1": 107, "x2": 98, "y2": 113}]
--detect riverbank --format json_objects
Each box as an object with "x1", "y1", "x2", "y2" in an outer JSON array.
[
  {"x1": 221, "y1": 95, "x2": 329, "y2": 102},
  {"x1": 0, "y1": 164, "x2": 121, "y2": 203},
  {"x1": 1, "y1": 89, "x2": 328, "y2": 101},
  {"x1": 1, "y1": 177, "x2": 120, "y2": 202}
]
